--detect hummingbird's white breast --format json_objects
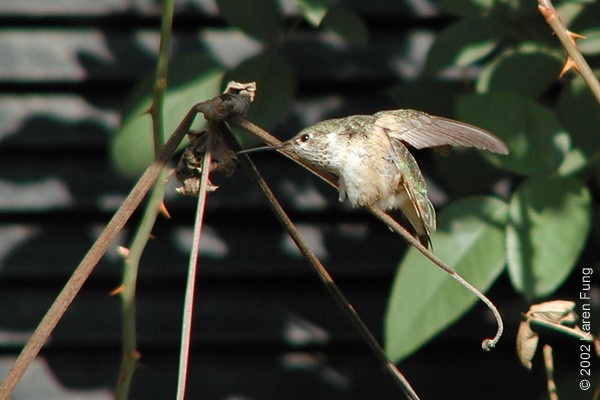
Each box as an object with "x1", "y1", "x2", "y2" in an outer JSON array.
[{"x1": 336, "y1": 128, "x2": 402, "y2": 209}]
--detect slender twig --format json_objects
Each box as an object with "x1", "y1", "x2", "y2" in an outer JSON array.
[
  {"x1": 230, "y1": 117, "x2": 503, "y2": 350},
  {"x1": 542, "y1": 345, "x2": 558, "y2": 400},
  {"x1": 115, "y1": 170, "x2": 169, "y2": 399},
  {"x1": 175, "y1": 125, "x2": 215, "y2": 400},
  {"x1": 537, "y1": 0, "x2": 600, "y2": 104},
  {"x1": 116, "y1": 1, "x2": 175, "y2": 397},
  {"x1": 220, "y1": 123, "x2": 419, "y2": 400},
  {"x1": 150, "y1": 0, "x2": 174, "y2": 154},
  {"x1": 0, "y1": 106, "x2": 199, "y2": 400}
]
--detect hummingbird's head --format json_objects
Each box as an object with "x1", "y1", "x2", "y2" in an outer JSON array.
[
  {"x1": 283, "y1": 120, "x2": 346, "y2": 171},
  {"x1": 237, "y1": 119, "x2": 346, "y2": 172}
]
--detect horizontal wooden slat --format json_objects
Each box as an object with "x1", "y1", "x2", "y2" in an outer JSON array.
[
  {"x1": 0, "y1": 151, "x2": 431, "y2": 213},
  {"x1": 0, "y1": 0, "x2": 217, "y2": 17},
  {"x1": 0, "y1": 271, "x2": 526, "y2": 349},
  {"x1": 0, "y1": 29, "x2": 434, "y2": 83},
  {"x1": 0, "y1": 155, "x2": 333, "y2": 210},
  {"x1": 0, "y1": 93, "x2": 399, "y2": 150},
  {"x1": 0, "y1": 0, "x2": 438, "y2": 18},
  {"x1": 0, "y1": 217, "x2": 406, "y2": 280},
  {"x1": 0, "y1": 94, "x2": 118, "y2": 149},
  {"x1": 0, "y1": 279, "x2": 397, "y2": 347},
  {"x1": 37, "y1": 345, "x2": 550, "y2": 399}
]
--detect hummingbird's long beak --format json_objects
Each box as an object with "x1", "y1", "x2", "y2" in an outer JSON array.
[{"x1": 237, "y1": 143, "x2": 287, "y2": 155}]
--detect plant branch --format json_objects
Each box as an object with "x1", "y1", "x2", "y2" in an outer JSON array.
[
  {"x1": 115, "y1": 0, "x2": 175, "y2": 397},
  {"x1": 220, "y1": 123, "x2": 420, "y2": 400},
  {"x1": 115, "y1": 170, "x2": 169, "y2": 400},
  {"x1": 175, "y1": 125, "x2": 215, "y2": 400},
  {"x1": 0, "y1": 106, "x2": 199, "y2": 400},
  {"x1": 230, "y1": 117, "x2": 503, "y2": 351},
  {"x1": 537, "y1": 0, "x2": 600, "y2": 104}
]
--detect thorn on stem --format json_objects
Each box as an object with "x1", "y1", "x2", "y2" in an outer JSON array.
[
  {"x1": 566, "y1": 30, "x2": 587, "y2": 46},
  {"x1": 537, "y1": 5, "x2": 554, "y2": 20},
  {"x1": 117, "y1": 246, "x2": 130, "y2": 258},
  {"x1": 144, "y1": 104, "x2": 154, "y2": 116},
  {"x1": 158, "y1": 200, "x2": 171, "y2": 219},
  {"x1": 110, "y1": 284, "x2": 125, "y2": 296},
  {"x1": 559, "y1": 57, "x2": 578, "y2": 78}
]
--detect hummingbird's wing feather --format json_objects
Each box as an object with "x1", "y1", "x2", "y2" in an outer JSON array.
[{"x1": 373, "y1": 110, "x2": 509, "y2": 155}]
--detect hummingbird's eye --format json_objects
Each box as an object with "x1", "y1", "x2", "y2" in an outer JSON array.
[{"x1": 299, "y1": 133, "x2": 311, "y2": 142}]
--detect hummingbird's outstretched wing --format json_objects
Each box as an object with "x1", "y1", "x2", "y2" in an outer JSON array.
[{"x1": 373, "y1": 109, "x2": 509, "y2": 155}]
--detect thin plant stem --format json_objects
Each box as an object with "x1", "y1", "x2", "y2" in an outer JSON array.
[
  {"x1": 537, "y1": 0, "x2": 600, "y2": 104},
  {"x1": 0, "y1": 106, "x2": 198, "y2": 400},
  {"x1": 115, "y1": 170, "x2": 168, "y2": 399},
  {"x1": 542, "y1": 345, "x2": 558, "y2": 400},
  {"x1": 150, "y1": 0, "x2": 174, "y2": 154},
  {"x1": 220, "y1": 123, "x2": 420, "y2": 400},
  {"x1": 116, "y1": 1, "x2": 175, "y2": 396},
  {"x1": 230, "y1": 117, "x2": 503, "y2": 350},
  {"x1": 175, "y1": 125, "x2": 216, "y2": 400}
]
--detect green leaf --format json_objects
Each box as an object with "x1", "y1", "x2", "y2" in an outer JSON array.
[
  {"x1": 457, "y1": 93, "x2": 571, "y2": 176},
  {"x1": 223, "y1": 51, "x2": 296, "y2": 132},
  {"x1": 321, "y1": 5, "x2": 368, "y2": 47},
  {"x1": 507, "y1": 176, "x2": 591, "y2": 299},
  {"x1": 425, "y1": 17, "x2": 505, "y2": 75},
  {"x1": 216, "y1": 0, "x2": 284, "y2": 43},
  {"x1": 434, "y1": 148, "x2": 506, "y2": 197},
  {"x1": 111, "y1": 54, "x2": 224, "y2": 178},
  {"x1": 556, "y1": 71, "x2": 600, "y2": 159},
  {"x1": 293, "y1": 0, "x2": 334, "y2": 26},
  {"x1": 384, "y1": 196, "x2": 507, "y2": 362},
  {"x1": 476, "y1": 43, "x2": 563, "y2": 97}
]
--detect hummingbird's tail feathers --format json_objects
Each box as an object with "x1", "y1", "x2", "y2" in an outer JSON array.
[
  {"x1": 399, "y1": 177, "x2": 436, "y2": 249},
  {"x1": 418, "y1": 233, "x2": 432, "y2": 249},
  {"x1": 373, "y1": 109, "x2": 509, "y2": 155}
]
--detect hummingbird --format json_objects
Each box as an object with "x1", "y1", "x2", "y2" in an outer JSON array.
[{"x1": 239, "y1": 109, "x2": 509, "y2": 247}]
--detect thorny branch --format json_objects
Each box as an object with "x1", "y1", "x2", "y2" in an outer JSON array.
[{"x1": 537, "y1": 0, "x2": 600, "y2": 104}]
